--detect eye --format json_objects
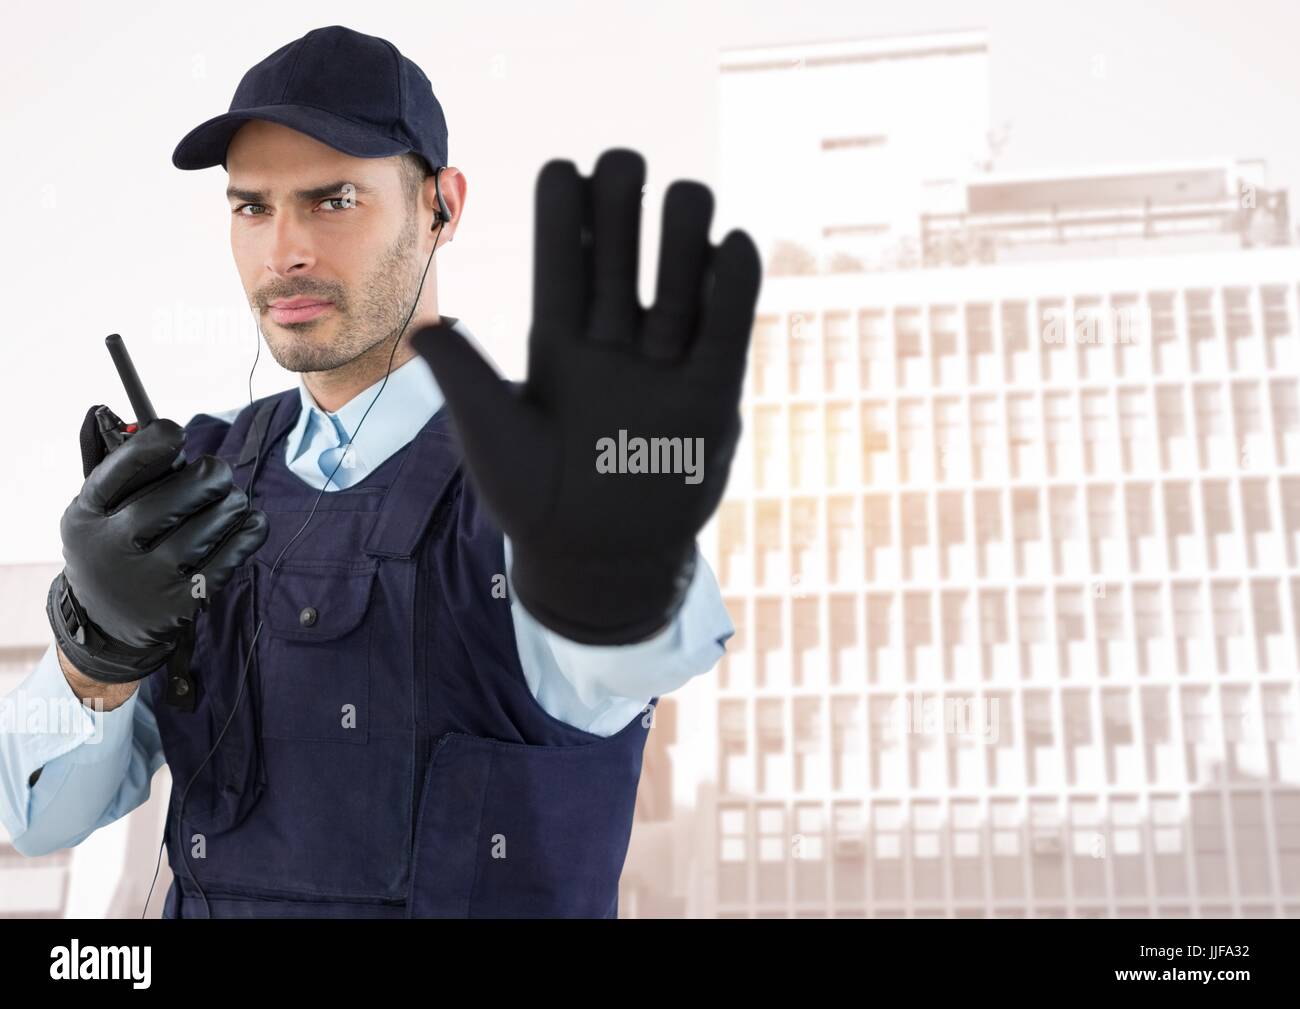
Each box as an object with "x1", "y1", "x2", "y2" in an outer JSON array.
[
  {"x1": 319, "y1": 195, "x2": 355, "y2": 212},
  {"x1": 232, "y1": 203, "x2": 267, "y2": 217}
]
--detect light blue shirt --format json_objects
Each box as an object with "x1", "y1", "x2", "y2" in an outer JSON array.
[{"x1": 0, "y1": 318, "x2": 733, "y2": 857}]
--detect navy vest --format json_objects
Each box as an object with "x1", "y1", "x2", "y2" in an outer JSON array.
[{"x1": 149, "y1": 388, "x2": 655, "y2": 917}]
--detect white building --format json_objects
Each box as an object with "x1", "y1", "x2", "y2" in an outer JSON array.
[
  {"x1": 718, "y1": 29, "x2": 991, "y2": 275},
  {"x1": 700, "y1": 236, "x2": 1300, "y2": 918},
  {"x1": 639, "y1": 28, "x2": 1300, "y2": 919}
]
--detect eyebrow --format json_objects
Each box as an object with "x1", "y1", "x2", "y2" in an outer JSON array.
[{"x1": 225, "y1": 179, "x2": 379, "y2": 203}]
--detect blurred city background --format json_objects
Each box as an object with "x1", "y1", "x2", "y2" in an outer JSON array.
[{"x1": 2, "y1": 1, "x2": 1298, "y2": 917}]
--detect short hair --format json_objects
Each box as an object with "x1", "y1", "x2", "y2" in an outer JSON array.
[{"x1": 397, "y1": 151, "x2": 434, "y2": 210}]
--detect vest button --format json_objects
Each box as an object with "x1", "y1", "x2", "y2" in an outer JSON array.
[
  {"x1": 299, "y1": 606, "x2": 318, "y2": 627},
  {"x1": 170, "y1": 676, "x2": 190, "y2": 696}
]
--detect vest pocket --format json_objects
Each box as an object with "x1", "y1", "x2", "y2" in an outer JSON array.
[
  {"x1": 407, "y1": 711, "x2": 652, "y2": 918},
  {"x1": 174, "y1": 564, "x2": 266, "y2": 836},
  {"x1": 259, "y1": 559, "x2": 378, "y2": 743}
]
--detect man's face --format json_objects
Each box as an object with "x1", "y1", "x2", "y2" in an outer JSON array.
[{"x1": 225, "y1": 119, "x2": 424, "y2": 373}]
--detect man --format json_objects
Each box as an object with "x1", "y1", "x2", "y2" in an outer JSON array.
[{"x1": 0, "y1": 24, "x2": 759, "y2": 918}]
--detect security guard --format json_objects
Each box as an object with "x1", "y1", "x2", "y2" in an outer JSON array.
[{"x1": 17, "y1": 24, "x2": 760, "y2": 917}]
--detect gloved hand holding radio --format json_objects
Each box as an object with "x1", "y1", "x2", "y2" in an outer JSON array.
[
  {"x1": 47, "y1": 406, "x2": 270, "y2": 684},
  {"x1": 412, "y1": 148, "x2": 761, "y2": 645}
]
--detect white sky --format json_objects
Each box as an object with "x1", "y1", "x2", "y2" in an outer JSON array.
[{"x1": 2, "y1": 0, "x2": 1297, "y2": 562}]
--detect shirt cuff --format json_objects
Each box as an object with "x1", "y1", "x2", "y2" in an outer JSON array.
[
  {"x1": 6, "y1": 642, "x2": 140, "y2": 772},
  {"x1": 504, "y1": 536, "x2": 735, "y2": 708}
]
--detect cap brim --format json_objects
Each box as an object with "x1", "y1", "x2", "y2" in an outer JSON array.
[{"x1": 172, "y1": 103, "x2": 411, "y2": 170}]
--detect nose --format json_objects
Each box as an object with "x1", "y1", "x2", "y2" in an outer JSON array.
[{"x1": 263, "y1": 210, "x2": 317, "y2": 278}]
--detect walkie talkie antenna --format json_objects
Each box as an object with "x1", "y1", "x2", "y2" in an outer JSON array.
[{"x1": 105, "y1": 333, "x2": 158, "y2": 425}]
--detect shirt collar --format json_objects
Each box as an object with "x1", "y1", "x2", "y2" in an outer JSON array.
[{"x1": 284, "y1": 317, "x2": 471, "y2": 465}]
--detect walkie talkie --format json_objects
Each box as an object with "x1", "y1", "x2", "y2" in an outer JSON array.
[{"x1": 102, "y1": 333, "x2": 198, "y2": 709}]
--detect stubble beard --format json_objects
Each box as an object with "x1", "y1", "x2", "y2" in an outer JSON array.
[{"x1": 257, "y1": 211, "x2": 423, "y2": 375}]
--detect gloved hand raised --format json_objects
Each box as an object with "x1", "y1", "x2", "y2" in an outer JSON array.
[
  {"x1": 47, "y1": 406, "x2": 269, "y2": 684},
  {"x1": 412, "y1": 148, "x2": 761, "y2": 644}
]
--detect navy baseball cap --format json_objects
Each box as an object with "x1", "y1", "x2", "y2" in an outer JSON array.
[{"x1": 172, "y1": 25, "x2": 448, "y2": 173}]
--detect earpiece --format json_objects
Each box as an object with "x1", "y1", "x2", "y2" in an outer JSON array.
[{"x1": 432, "y1": 165, "x2": 451, "y2": 229}]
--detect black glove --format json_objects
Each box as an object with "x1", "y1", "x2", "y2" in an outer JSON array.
[
  {"x1": 412, "y1": 148, "x2": 761, "y2": 644},
  {"x1": 47, "y1": 406, "x2": 270, "y2": 684}
]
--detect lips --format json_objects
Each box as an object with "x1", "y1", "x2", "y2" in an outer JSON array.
[{"x1": 268, "y1": 299, "x2": 334, "y2": 325}]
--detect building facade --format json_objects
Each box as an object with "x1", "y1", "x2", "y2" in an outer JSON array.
[{"x1": 679, "y1": 131, "x2": 1300, "y2": 915}]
